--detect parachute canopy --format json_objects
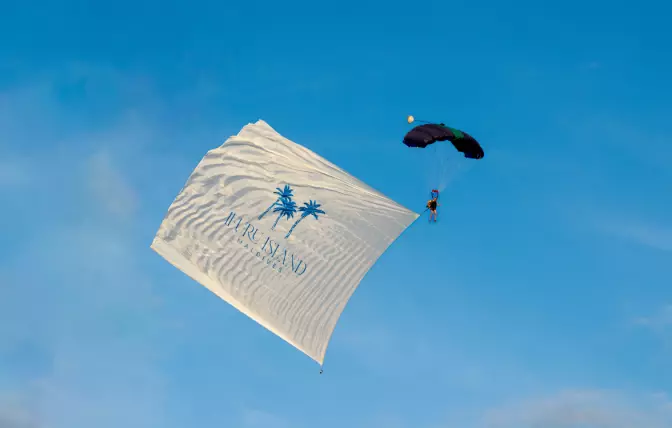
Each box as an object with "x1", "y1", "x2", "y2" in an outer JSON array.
[
  {"x1": 151, "y1": 120, "x2": 419, "y2": 365},
  {"x1": 403, "y1": 123, "x2": 484, "y2": 160}
]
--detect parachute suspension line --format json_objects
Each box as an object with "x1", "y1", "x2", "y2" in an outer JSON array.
[
  {"x1": 429, "y1": 144, "x2": 444, "y2": 190},
  {"x1": 432, "y1": 143, "x2": 452, "y2": 193},
  {"x1": 437, "y1": 144, "x2": 447, "y2": 191},
  {"x1": 437, "y1": 142, "x2": 470, "y2": 193}
]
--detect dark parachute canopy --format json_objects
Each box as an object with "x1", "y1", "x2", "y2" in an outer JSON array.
[{"x1": 403, "y1": 117, "x2": 484, "y2": 160}]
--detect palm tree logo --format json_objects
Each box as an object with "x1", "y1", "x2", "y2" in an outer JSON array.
[
  {"x1": 285, "y1": 200, "x2": 326, "y2": 238},
  {"x1": 271, "y1": 198, "x2": 297, "y2": 230},
  {"x1": 258, "y1": 184, "x2": 294, "y2": 220}
]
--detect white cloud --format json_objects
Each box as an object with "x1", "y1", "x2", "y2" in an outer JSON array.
[
  {"x1": 360, "y1": 412, "x2": 409, "y2": 428},
  {"x1": 634, "y1": 304, "x2": 672, "y2": 329},
  {"x1": 597, "y1": 216, "x2": 672, "y2": 252},
  {"x1": 0, "y1": 158, "x2": 30, "y2": 188},
  {"x1": 558, "y1": 115, "x2": 672, "y2": 174},
  {"x1": 0, "y1": 163, "x2": 169, "y2": 428},
  {"x1": 0, "y1": 67, "x2": 175, "y2": 428},
  {"x1": 241, "y1": 408, "x2": 291, "y2": 428},
  {"x1": 25, "y1": 338, "x2": 167, "y2": 428},
  {"x1": 0, "y1": 391, "x2": 39, "y2": 428},
  {"x1": 483, "y1": 389, "x2": 672, "y2": 428},
  {"x1": 633, "y1": 304, "x2": 672, "y2": 349},
  {"x1": 0, "y1": 62, "x2": 268, "y2": 428},
  {"x1": 85, "y1": 149, "x2": 139, "y2": 220},
  {"x1": 560, "y1": 203, "x2": 672, "y2": 254}
]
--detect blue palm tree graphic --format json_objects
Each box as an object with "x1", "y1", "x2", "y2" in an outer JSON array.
[
  {"x1": 285, "y1": 200, "x2": 326, "y2": 238},
  {"x1": 272, "y1": 198, "x2": 297, "y2": 230},
  {"x1": 258, "y1": 184, "x2": 294, "y2": 220}
]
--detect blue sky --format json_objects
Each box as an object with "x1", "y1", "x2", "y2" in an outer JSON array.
[{"x1": 1, "y1": 0, "x2": 671, "y2": 426}]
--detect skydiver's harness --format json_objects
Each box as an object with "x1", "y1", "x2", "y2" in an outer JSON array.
[{"x1": 425, "y1": 189, "x2": 439, "y2": 212}]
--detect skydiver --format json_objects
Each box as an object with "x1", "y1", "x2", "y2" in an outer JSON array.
[{"x1": 427, "y1": 196, "x2": 439, "y2": 222}]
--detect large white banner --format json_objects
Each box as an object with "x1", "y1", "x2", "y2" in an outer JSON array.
[{"x1": 151, "y1": 120, "x2": 419, "y2": 365}]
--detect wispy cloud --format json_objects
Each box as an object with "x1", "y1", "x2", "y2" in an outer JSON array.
[
  {"x1": 634, "y1": 304, "x2": 672, "y2": 329},
  {"x1": 360, "y1": 412, "x2": 410, "y2": 428},
  {"x1": 559, "y1": 201, "x2": 672, "y2": 253},
  {"x1": 560, "y1": 115, "x2": 672, "y2": 175},
  {"x1": 483, "y1": 389, "x2": 672, "y2": 428},
  {"x1": 0, "y1": 66, "x2": 176, "y2": 428},
  {"x1": 0, "y1": 153, "x2": 170, "y2": 428},
  {"x1": 634, "y1": 303, "x2": 672, "y2": 350},
  {"x1": 241, "y1": 408, "x2": 291, "y2": 428},
  {"x1": 335, "y1": 309, "x2": 537, "y2": 398},
  {"x1": 595, "y1": 215, "x2": 672, "y2": 252},
  {"x1": 0, "y1": 62, "x2": 301, "y2": 428},
  {"x1": 0, "y1": 157, "x2": 30, "y2": 188},
  {"x1": 85, "y1": 150, "x2": 139, "y2": 220},
  {"x1": 0, "y1": 391, "x2": 39, "y2": 428}
]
